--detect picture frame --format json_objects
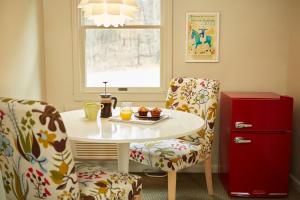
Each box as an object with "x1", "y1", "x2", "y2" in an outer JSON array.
[{"x1": 186, "y1": 12, "x2": 220, "y2": 62}]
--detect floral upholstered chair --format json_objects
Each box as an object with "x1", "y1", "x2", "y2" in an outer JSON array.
[
  {"x1": 0, "y1": 98, "x2": 142, "y2": 200},
  {"x1": 130, "y1": 77, "x2": 220, "y2": 200}
]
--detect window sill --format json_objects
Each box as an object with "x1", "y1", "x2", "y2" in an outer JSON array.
[{"x1": 73, "y1": 90, "x2": 168, "y2": 102}]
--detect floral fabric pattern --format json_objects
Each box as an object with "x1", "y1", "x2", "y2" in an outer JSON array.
[
  {"x1": 0, "y1": 97, "x2": 142, "y2": 200},
  {"x1": 130, "y1": 78, "x2": 220, "y2": 172},
  {"x1": 76, "y1": 162, "x2": 142, "y2": 200},
  {"x1": 0, "y1": 97, "x2": 80, "y2": 200},
  {"x1": 130, "y1": 139, "x2": 207, "y2": 172},
  {"x1": 0, "y1": 134, "x2": 13, "y2": 157}
]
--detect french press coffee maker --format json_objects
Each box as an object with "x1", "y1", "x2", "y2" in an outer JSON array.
[{"x1": 100, "y1": 82, "x2": 117, "y2": 118}]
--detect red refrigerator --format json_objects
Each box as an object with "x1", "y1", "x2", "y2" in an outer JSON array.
[{"x1": 219, "y1": 92, "x2": 293, "y2": 197}]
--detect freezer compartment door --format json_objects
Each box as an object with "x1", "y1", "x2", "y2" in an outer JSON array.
[
  {"x1": 231, "y1": 96, "x2": 293, "y2": 132},
  {"x1": 229, "y1": 132, "x2": 291, "y2": 197}
]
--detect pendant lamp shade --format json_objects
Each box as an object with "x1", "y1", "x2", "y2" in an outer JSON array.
[{"x1": 78, "y1": 0, "x2": 138, "y2": 27}]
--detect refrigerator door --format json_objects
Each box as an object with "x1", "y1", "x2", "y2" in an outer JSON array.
[
  {"x1": 231, "y1": 96, "x2": 293, "y2": 132},
  {"x1": 229, "y1": 132, "x2": 291, "y2": 197}
]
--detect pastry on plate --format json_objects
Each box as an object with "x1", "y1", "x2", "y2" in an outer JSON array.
[
  {"x1": 150, "y1": 107, "x2": 162, "y2": 118},
  {"x1": 138, "y1": 106, "x2": 149, "y2": 116}
]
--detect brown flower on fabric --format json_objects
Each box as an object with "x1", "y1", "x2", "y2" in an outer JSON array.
[
  {"x1": 33, "y1": 105, "x2": 66, "y2": 133},
  {"x1": 171, "y1": 85, "x2": 179, "y2": 92},
  {"x1": 167, "y1": 161, "x2": 175, "y2": 170},
  {"x1": 208, "y1": 122, "x2": 214, "y2": 129},
  {"x1": 51, "y1": 138, "x2": 67, "y2": 153},
  {"x1": 81, "y1": 195, "x2": 95, "y2": 200},
  {"x1": 177, "y1": 77, "x2": 184, "y2": 83},
  {"x1": 188, "y1": 151, "x2": 198, "y2": 163},
  {"x1": 0, "y1": 110, "x2": 4, "y2": 120},
  {"x1": 128, "y1": 179, "x2": 142, "y2": 200}
]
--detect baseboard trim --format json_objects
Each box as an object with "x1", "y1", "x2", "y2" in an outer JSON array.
[{"x1": 290, "y1": 174, "x2": 300, "y2": 193}]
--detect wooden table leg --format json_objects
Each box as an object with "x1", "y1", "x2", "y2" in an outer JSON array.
[{"x1": 117, "y1": 143, "x2": 130, "y2": 173}]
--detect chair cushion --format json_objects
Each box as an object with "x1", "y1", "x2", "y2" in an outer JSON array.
[
  {"x1": 130, "y1": 139, "x2": 209, "y2": 172},
  {"x1": 75, "y1": 162, "x2": 142, "y2": 200}
]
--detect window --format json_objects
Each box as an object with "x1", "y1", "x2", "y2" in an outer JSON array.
[{"x1": 72, "y1": 0, "x2": 172, "y2": 101}]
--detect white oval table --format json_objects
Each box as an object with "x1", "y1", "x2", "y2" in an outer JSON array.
[{"x1": 60, "y1": 108, "x2": 204, "y2": 173}]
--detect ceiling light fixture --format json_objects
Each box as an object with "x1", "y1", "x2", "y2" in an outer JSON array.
[{"x1": 78, "y1": 0, "x2": 139, "y2": 27}]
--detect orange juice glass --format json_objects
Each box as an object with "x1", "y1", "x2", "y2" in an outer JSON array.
[{"x1": 120, "y1": 102, "x2": 133, "y2": 120}]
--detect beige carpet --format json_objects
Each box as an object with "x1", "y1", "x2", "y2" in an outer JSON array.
[{"x1": 138, "y1": 173, "x2": 300, "y2": 200}]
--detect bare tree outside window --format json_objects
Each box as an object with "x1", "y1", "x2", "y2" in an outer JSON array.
[{"x1": 84, "y1": 0, "x2": 161, "y2": 88}]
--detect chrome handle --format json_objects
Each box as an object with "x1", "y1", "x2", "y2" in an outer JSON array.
[
  {"x1": 234, "y1": 137, "x2": 252, "y2": 144},
  {"x1": 235, "y1": 121, "x2": 253, "y2": 129}
]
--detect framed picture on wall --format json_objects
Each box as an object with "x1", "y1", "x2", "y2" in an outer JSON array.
[{"x1": 186, "y1": 12, "x2": 219, "y2": 62}]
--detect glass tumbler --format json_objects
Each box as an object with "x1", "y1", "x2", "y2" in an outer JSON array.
[{"x1": 120, "y1": 102, "x2": 133, "y2": 120}]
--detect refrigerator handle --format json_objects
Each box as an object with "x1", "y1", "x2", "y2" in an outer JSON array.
[
  {"x1": 235, "y1": 121, "x2": 253, "y2": 129},
  {"x1": 234, "y1": 137, "x2": 252, "y2": 144}
]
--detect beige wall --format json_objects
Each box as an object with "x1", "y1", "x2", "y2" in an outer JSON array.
[
  {"x1": 173, "y1": 0, "x2": 290, "y2": 169},
  {"x1": 173, "y1": 0, "x2": 289, "y2": 93},
  {"x1": 0, "y1": 0, "x2": 45, "y2": 100},
  {"x1": 43, "y1": 0, "x2": 291, "y2": 171},
  {"x1": 0, "y1": 0, "x2": 45, "y2": 198},
  {"x1": 44, "y1": 0, "x2": 290, "y2": 109},
  {"x1": 43, "y1": 0, "x2": 75, "y2": 110},
  {"x1": 288, "y1": 0, "x2": 300, "y2": 190},
  {"x1": 0, "y1": 0, "x2": 297, "y2": 195}
]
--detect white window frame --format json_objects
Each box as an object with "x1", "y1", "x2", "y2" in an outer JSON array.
[{"x1": 72, "y1": 0, "x2": 173, "y2": 102}]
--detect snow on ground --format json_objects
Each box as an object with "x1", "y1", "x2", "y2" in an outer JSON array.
[{"x1": 86, "y1": 65, "x2": 160, "y2": 88}]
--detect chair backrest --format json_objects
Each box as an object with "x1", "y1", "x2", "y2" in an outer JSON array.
[
  {"x1": 0, "y1": 98, "x2": 80, "y2": 200},
  {"x1": 165, "y1": 77, "x2": 220, "y2": 150}
]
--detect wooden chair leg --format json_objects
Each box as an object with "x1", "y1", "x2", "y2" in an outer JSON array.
[
  {"x1": 168, "y1": 171, "x2": 177, "y2": 200},
  {"x1": 204, "y1": 156, "x2": 214, "y2": 195},
  {"x1": 133, "y1": 194, "x2": 142, "y2": 200}
]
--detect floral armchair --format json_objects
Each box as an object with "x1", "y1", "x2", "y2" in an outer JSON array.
[
  {"x1": 0, "y1": 98, "x2": 142, "y2": 200},
  {"x1": 130, "y1": 77, "x2": 220, "y2": 200}
]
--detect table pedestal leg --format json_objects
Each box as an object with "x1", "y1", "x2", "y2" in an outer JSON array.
[{"x1": 117, "y1": 143, "x2": 130, "y2": 173}]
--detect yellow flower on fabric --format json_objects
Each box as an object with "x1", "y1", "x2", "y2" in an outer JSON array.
[
  {"x1": 95, "y1": 180, "x2": 109, "y2": 194},
  {"x1": 98, "y1": 187, "x2": 108, "y2": 194},
  {"x1": 197, "y1": 129, "x2": 206, "y2": 139},
  {"x1": 62, "y1": 191, "x2": 71, "y2": 197},
  {"x1": 37, "y1": 130, "x2": 56, "y2": 148},
  {"x1": 176, "y1": 104, "x2": 190, "y2": 112},
  {"x1": 165, "y1": 97, "x2": 174, "y2": 108},
  {"x1": 57, "y1": 191, "x2": 71, "y2": 200},
  {"x1": 120, "y1": 190, "x2": 126, "y2": 197},
  {"x1": 59, "y1": 161, "x2": 69, "y2": 175}
]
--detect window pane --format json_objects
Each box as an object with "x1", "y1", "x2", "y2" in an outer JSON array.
[
  {"x1": 82, "y1": 0, "x2": 161, "y2": 26},
  {"x1": 127, "y1": 0, "x2": 161, "y2": 25},
  {"x1": 85, "y1": 29, "x2": 160, "y2": 88}
]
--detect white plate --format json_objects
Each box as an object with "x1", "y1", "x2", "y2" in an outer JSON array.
[{"x1": 108, "y1": 114, "x2": 169, "y2": 125}]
